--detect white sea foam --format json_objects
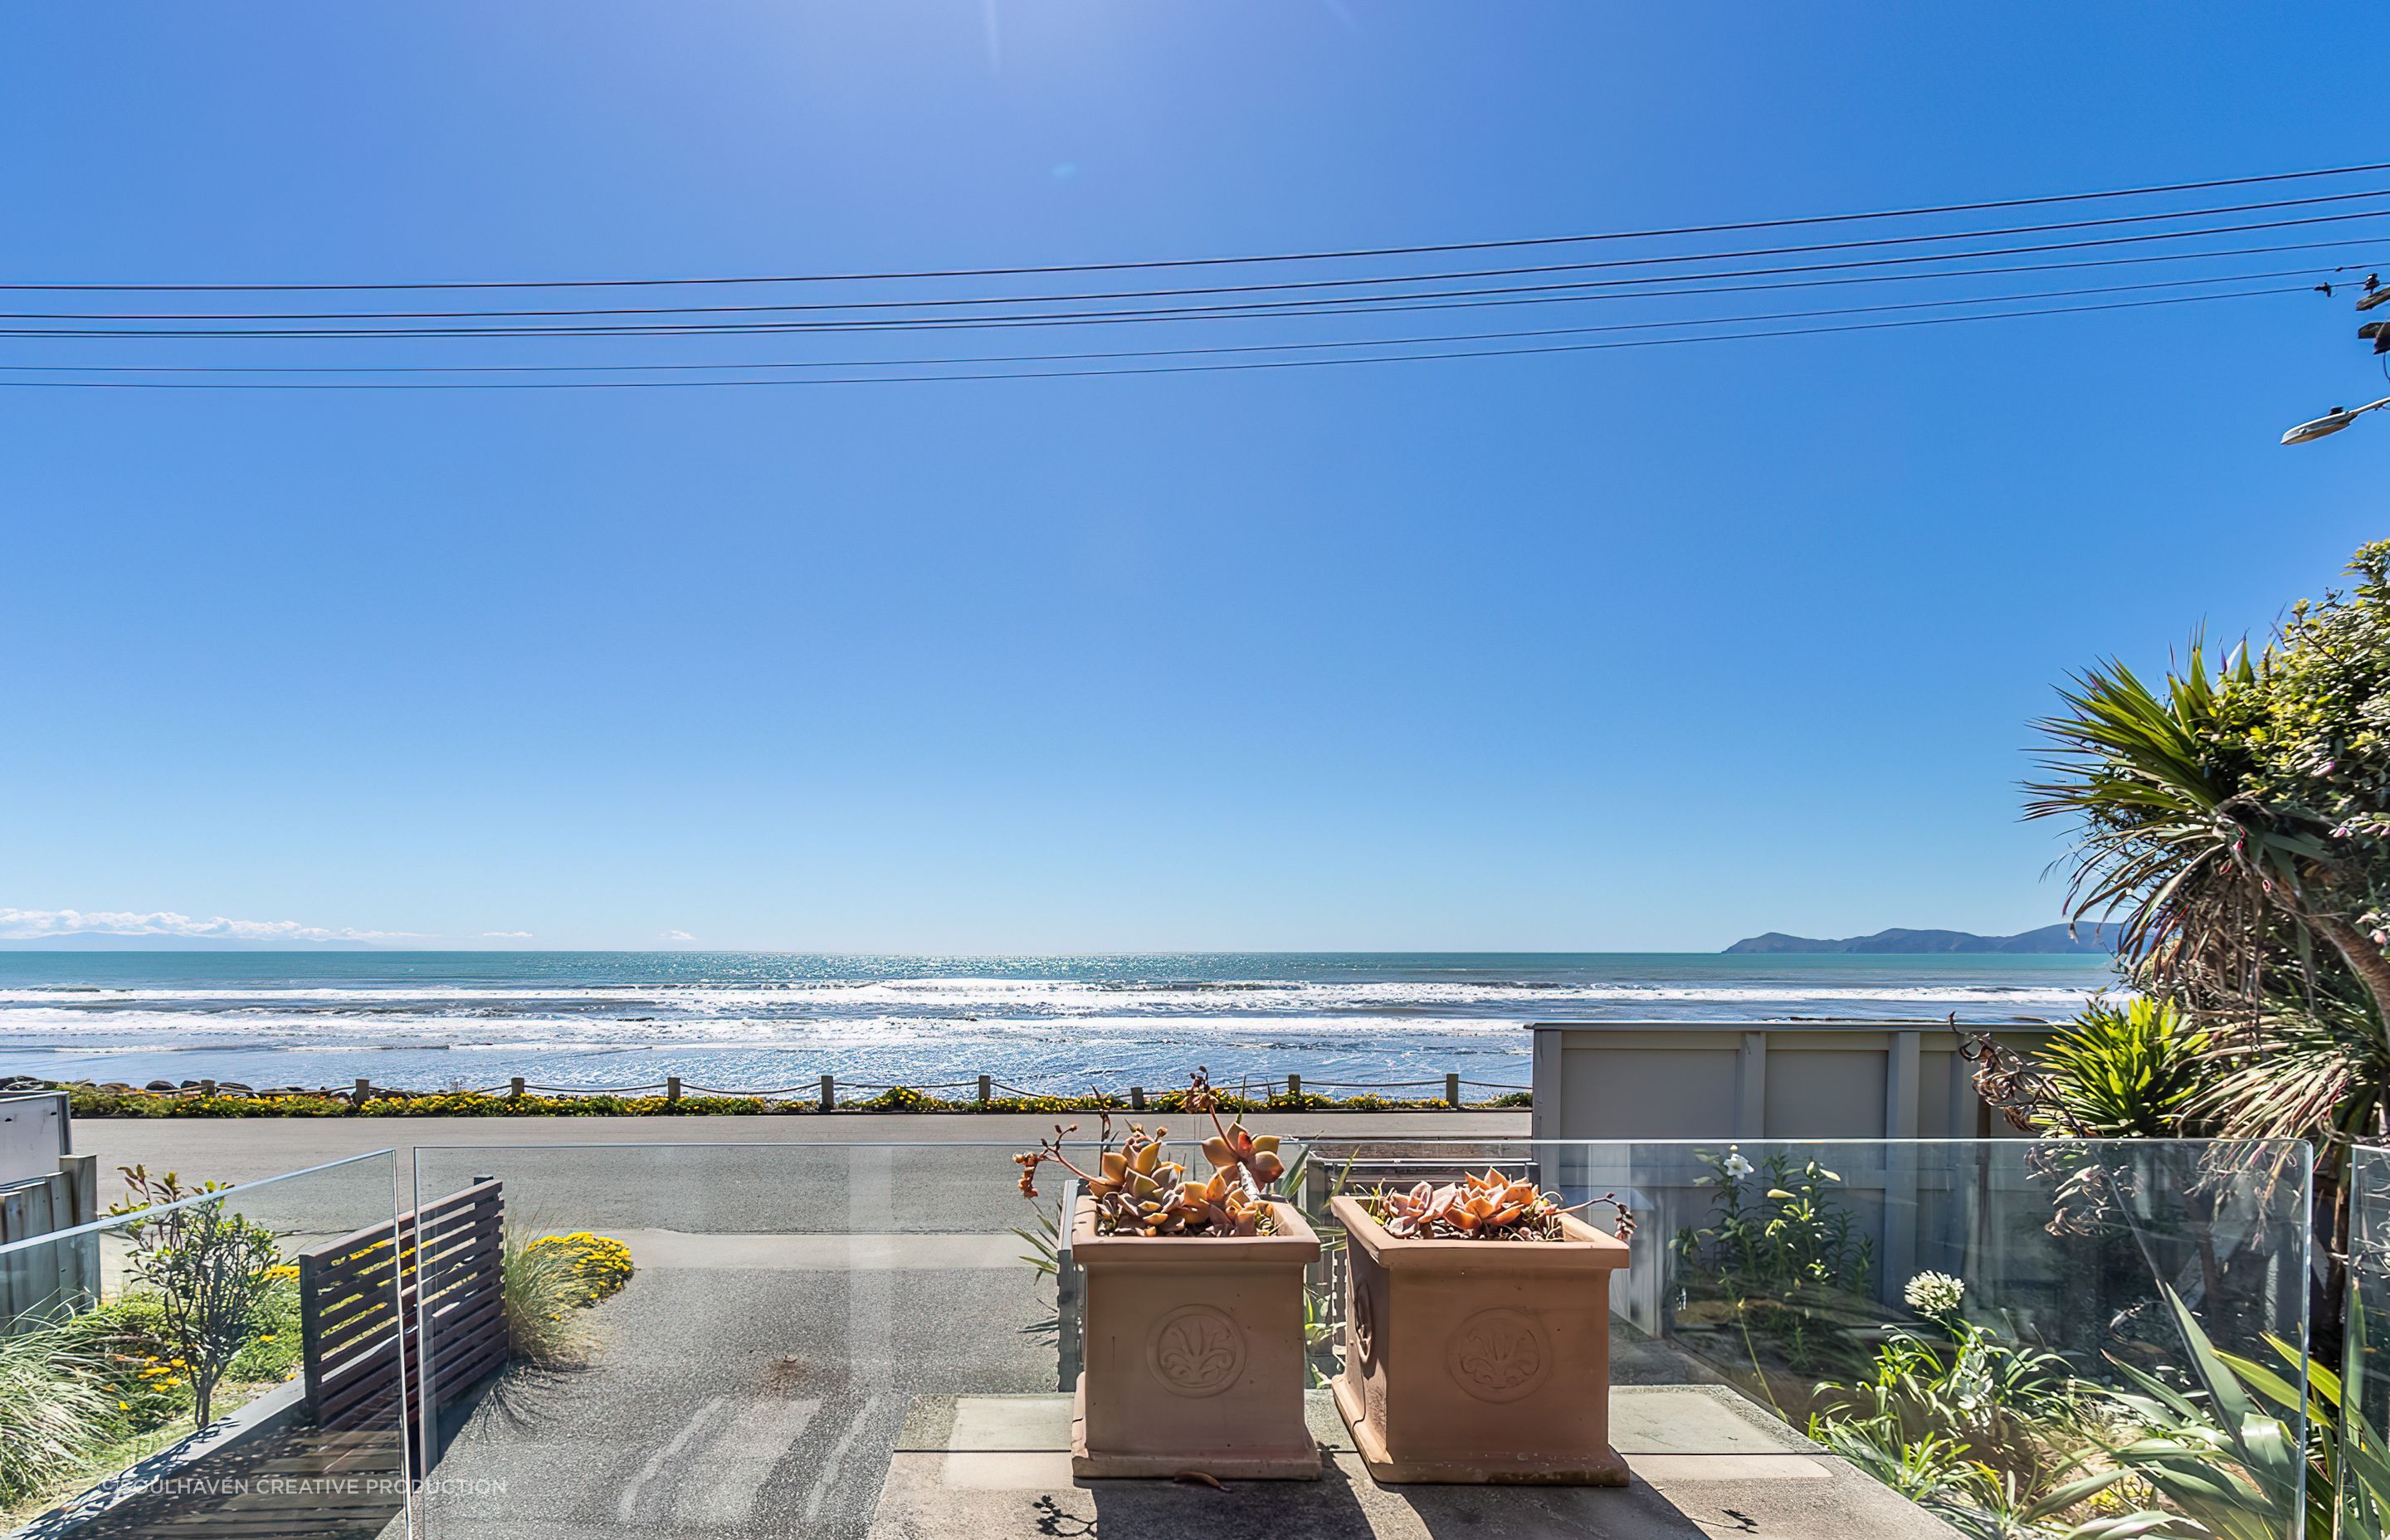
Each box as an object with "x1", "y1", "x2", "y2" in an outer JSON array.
[{"x1": 0, "y1": 955, "x2": 2119, "y2": 1089}]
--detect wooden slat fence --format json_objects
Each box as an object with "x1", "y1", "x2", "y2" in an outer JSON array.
[
  {"x1": 0, "y1": 1153, "x2": 101, "y2": 1325},
  {"x1": 297, "y1": 1178, "x2": 505, "y2": 1474}
]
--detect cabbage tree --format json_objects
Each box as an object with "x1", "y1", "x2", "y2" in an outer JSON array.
[{"x1": 2027, "y1": 542, "x2": 2390, "y2": 1133}]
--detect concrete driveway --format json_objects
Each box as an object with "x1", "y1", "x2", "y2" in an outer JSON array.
[{"x1": 415, "y1": 1234, "x2": 1060, "y2": 1540}]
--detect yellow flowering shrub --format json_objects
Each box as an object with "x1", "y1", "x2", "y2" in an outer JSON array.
[{"x1": 524, "y1": 1232, "x2": 634, "y2": 1305}]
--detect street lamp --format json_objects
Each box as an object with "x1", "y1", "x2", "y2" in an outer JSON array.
[{"x1": 2281, "y1": 397, "x2": 2390, "y2": 445}]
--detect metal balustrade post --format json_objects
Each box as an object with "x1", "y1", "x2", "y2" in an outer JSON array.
[{"x1": 1056, "y1": 1177, "x2": 1082, "y2": 1391}]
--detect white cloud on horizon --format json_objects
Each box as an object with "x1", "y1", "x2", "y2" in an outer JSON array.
[
  {"x1": 659, "y1": 929, "x2": 695, "y2": 942},
  {"x1": 479, "y1": 931, "x2": 534, "y2": 939},
  {"x1": 0, "y1": 907, "x2": 421, "y2": 943}
]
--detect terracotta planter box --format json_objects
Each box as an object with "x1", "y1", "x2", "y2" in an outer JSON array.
[
  {"x1": 1328, "y1": 1192, "x2": 1631, "y2": 1484},
  {"x1": 1070, "y1": 1195, "x2": 1323, "y2": 1479}
]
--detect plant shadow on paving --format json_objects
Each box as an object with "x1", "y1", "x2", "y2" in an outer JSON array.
[
  {"x1": 446, "y1": 1362, "x2": 592, "y2": 1444},
  {"x1": 1076, "y1": 1462, "x2": 1380, "y2": 1540},
  {"x1": 1061, "y1": 1459, "x2": 1723, "y2": 1540}
]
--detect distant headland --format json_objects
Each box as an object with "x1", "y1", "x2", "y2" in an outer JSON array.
[{"x1": 1723, "y1": 924, "x2": 2117, "y2": 955}]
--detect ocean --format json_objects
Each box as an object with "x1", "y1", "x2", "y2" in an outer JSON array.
[{"x1": 0, "y1": 950, "x2": 2121, "y2": 1097}]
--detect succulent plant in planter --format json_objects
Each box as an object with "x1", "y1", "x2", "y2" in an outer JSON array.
[
  {"x1": 1330, "y1": 1169, "x2": 1633, "y2": 1484},
  {"x1": 1016, "y1": 1070, "x2": 1323, "y2": 1479}
]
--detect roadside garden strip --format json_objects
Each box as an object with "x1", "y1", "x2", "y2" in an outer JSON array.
[{"x1": 37, "y1": 1083, "x2": 1531, "y2": 1118}]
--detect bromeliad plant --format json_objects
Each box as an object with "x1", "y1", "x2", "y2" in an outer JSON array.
[
  {"x1": 1015, "y1": 1068, "x2": 1289, "y2": 1236},
  {"x1": 1364, "y1": 1167, "x2": 1635, "y2": 1243}
]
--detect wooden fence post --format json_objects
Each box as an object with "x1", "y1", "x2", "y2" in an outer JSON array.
[
  {"x1": 818, "y1": 1075, "x2": 835, "y2": 1112},
  {"x1": 666, "y1": 1076, "x2": 682, "y2": 1105},
  {"x1": 509, "y1": 1077, "x2": 525, "y2": 1099},
  {"x1": 1286, "y1": 1074, "x2": 1301, "y2": 1100},
  {"x1": 353, "y1": 1077, "x2": 372, "y2": 1109},
  {"x1": 1129, "y1": 1085, "x2": 1146, "y2": 1111},
  {"x1": 977, "y1": 1075, "x2": 992, "y2": 1106},
  {"x1": 199, "y1": 1079, "x2": 217, "y2": 1099},
  {"x1": 1446, "y1": 1072, "x2": 1462, "y2": 1107},
  {"x1": 297, "y1": 1251, "x2": 325, "y2": 1412}
]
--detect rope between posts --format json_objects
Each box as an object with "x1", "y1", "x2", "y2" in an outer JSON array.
[
  {"x1": 515, "y1": 1081, "x2": 671, "y2": 1094},
  {"x1": 1295, "y1": 1079, "x2": 1446, "y2": 1089},
  {"x1": 159, "y1": 1068, "x2": 1529, "y2": 1101}
]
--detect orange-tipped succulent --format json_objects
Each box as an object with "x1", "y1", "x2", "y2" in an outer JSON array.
[
  {"x1": 1368, "y1": 1167, "x2": 1634, "y2": 1242},
  {"x1": 1013, "y1": 1068, "x2": 1285, "y2": 1237}
]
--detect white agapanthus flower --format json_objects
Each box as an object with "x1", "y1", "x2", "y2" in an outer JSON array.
[{"x1": 1904, "y1": 1270, "x2": 1965, "y2": 1319}]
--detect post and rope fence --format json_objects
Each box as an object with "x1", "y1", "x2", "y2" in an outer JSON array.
[{"x1": 49, "y1": 1066, "x2": 1536, "y2": 1114}]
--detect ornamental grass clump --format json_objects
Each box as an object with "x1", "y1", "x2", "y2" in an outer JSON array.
[
  {"x1": 500, "y1": 1226, "x2": 633, "y2": 1368},
  {"x1": 0, "y1": 1320, "x2": 116, "y2": 1508},
  {"x1": 1364, "y1": 1167, "x2": 1635, "y2": 1243},
  {"x1": 1014, "y1": 1068, "x2": 1286, "y2": 1236}
]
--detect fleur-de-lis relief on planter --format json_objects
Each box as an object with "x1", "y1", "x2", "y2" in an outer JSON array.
[
  {"x1": 1149, "y1": 1305, "x2": 1246, "y2": 1396},
  {"x1": 1446, "y1": 1309, "x2": 1549, "y2": 1402}
]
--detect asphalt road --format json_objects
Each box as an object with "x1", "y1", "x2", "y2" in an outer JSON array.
[{"x1": 66, "y1": 1112, "x2": 1530, "y2": 1232}]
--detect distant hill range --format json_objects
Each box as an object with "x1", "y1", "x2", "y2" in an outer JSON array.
[{"x1": 1724, "y1": 924, "x2": 2119, "y2": 956}]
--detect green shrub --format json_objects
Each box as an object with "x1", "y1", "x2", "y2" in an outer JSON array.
[
  {"x1": 1674, "y1": 1145, "x2": 1873, "y2": 1297},
  {"x1": 1814, "y1": 1319, "x2": 2081, "y2": 1481},
  {"x1": 1670, "y1": 1145, "x2": 1877, "y2": 1377},
  {"x1": 112, "y1": 1167, "x2": 285, "y2": 1430}
]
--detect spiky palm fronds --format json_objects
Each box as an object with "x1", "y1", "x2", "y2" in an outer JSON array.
[
  {"x1": 2196, "y1": 996, "x2": 2390, "y2": 1147},
  {"x1": 2025, "y1": 632, "x2": 2390, "y2": 1042},
  {"x1": 2028, "y1": 640, "x2": 2286, "y2": 993}
]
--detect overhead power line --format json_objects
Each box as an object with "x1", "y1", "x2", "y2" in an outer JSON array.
[
  {"x1": 6, "y1": 161, "x2": 2373, "y2": 392},
  {"x1": 7, "y1": 211, "x2": 2388, "y2": 342},
  {"x1": 0, "y1": 266, "x2": 2347, "y2": 378},
  {"x1": 4, "y1": 158, "x2": 2387, "y2": 293},
  {"x1": 11, "y1": 184, "x2": 2387, "y2": 324},
  {"x1": 0, "y1": 285, "x2": 2308, "y2": 389}
]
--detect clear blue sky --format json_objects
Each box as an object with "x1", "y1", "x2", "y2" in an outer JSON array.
[{"x1": 2, "y1": 5, "x2": 2383, "y2": 953}]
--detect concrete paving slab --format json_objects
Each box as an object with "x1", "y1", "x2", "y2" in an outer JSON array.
[
  {"x1": 1609, "y1": 1386, "x2": 1819, "y2": 1455},
  {"x1": 946, "y1": 1396, "x2": 1078, "y2": 1451},
  {"x1": 862, "y1": 1391, "x2": 1963, "y2": 1540}
]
